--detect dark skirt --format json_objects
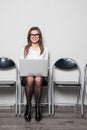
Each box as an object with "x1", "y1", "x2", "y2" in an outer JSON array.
[{"x1": 21, "y1": 76, "x2": 48, "y2": 87}]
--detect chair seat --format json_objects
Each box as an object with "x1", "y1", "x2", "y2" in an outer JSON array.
[
  {"x1": 0, "y1": 80, "x2": 16, "y2": 86},
  {"x1": 54, "y1": 81, "x2": 81, "y2": 87}
]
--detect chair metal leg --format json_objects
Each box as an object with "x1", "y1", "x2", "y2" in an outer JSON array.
[
  {"x1": 19, "y1": 81, "x2": 22, "y2": 116},
  {"x1": 15, "y1": 67, "x2": 18, "y2": 116},
  {"x1": 52, "y1": 83, "x2": 54, "y2": 116},
  {"x1": 48, "y1": 78, "x2": 51, "y2": 116},
  {"x1": 78, "y1": 86, "x2": 84, "y2": 117},
  {"x1": 81, "y1": 88, "x2": 84, "y2": 117},
  {"x1": 15, "y1": 83, "x2": 18, "y2": 116}
]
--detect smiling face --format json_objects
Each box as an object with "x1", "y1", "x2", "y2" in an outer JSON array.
[
  {"x1": 24, "y1": 27, "x2": 44, "y2": 58},
  {"x1": 30, "y1": 30, "x2": 40, "y2": 44}
]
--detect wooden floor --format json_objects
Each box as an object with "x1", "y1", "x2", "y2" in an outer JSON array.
[{"x1": 0, "y1": 105, "x2": 87, "y2": 130}]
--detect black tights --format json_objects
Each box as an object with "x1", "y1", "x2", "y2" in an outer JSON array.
[
  {"x1": 25, "y1": 76, "x2": 42, "y2": 106},
  {"x1": 34, "y1": 77, "x2": 42, "y2": 106},
  {"x1": 25, "y1": 80, "x2": 34, "y2": 105}
]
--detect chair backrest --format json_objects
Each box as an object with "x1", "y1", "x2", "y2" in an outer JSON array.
[
  {"x1": 54, "y1": 58, "x2": 78, "y2": 70},
  {"x1": 0, "y1": 57, "x2": 15, "y2": 70},
  {"x1": 52, "y1": 58, "x2": 81, "y2": 82},
  {"x1": 0, "y1": 57, "x2": 17, "y2": 81}
]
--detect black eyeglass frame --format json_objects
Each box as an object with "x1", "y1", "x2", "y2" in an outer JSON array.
[{"x1": 30, "y1": 34, "x2": 40, "y2": 37}]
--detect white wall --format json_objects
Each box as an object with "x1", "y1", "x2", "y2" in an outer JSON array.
[{"x1": 0, "y1": 0, "x2": 87, "y2": 105}]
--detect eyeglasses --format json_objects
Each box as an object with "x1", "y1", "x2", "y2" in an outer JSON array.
[{"x1": 30, "y1": 34, "x2": 40, "y2": 37}]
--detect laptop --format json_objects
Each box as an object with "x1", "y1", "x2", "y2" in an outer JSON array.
[{"x1": 19, "y1": 59, "x2": 48, "y2": 77}]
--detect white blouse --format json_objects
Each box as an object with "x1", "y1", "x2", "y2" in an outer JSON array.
[{"x1": 20, "y1": 46, "x2": 48, "y2": 60}]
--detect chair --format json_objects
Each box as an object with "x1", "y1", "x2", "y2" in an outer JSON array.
[
  {"x1": 0, "y1": 57, "x2": 18, "y2": 115},
  {"x1": 51, "y1": 58, "x2": 83, "y2": 117},
  {"x1": 18, "y1": 61, "x2": 51, "y2": 116},
  {"x1": 83, "y1": 64, "x2": 87, "y2": 114}
]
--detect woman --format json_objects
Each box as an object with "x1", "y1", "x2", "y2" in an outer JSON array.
[{"x1": 20, "y1": 26, "x2": 48, "y2": 122}]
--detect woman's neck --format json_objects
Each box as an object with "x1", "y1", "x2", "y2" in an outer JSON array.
[{"x1": 32, "y1": 43, "x2": 39, "y2": 49}]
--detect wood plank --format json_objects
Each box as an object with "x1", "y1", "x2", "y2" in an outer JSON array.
[{"x1": 0, "y1": 106, "x2": 87, "y2": 130}]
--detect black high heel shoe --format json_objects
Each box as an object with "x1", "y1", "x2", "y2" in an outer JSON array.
[
  {"x1": 24, "y1": 104, "x2": 31, "y2": 122},
  {"x1": 35, "y1": 105, "x2": 42, "y2": 122}
]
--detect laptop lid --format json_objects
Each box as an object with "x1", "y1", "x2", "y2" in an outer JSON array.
[{"x1": 19, "y1": 59, "x2": 48, "y2": 77}]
